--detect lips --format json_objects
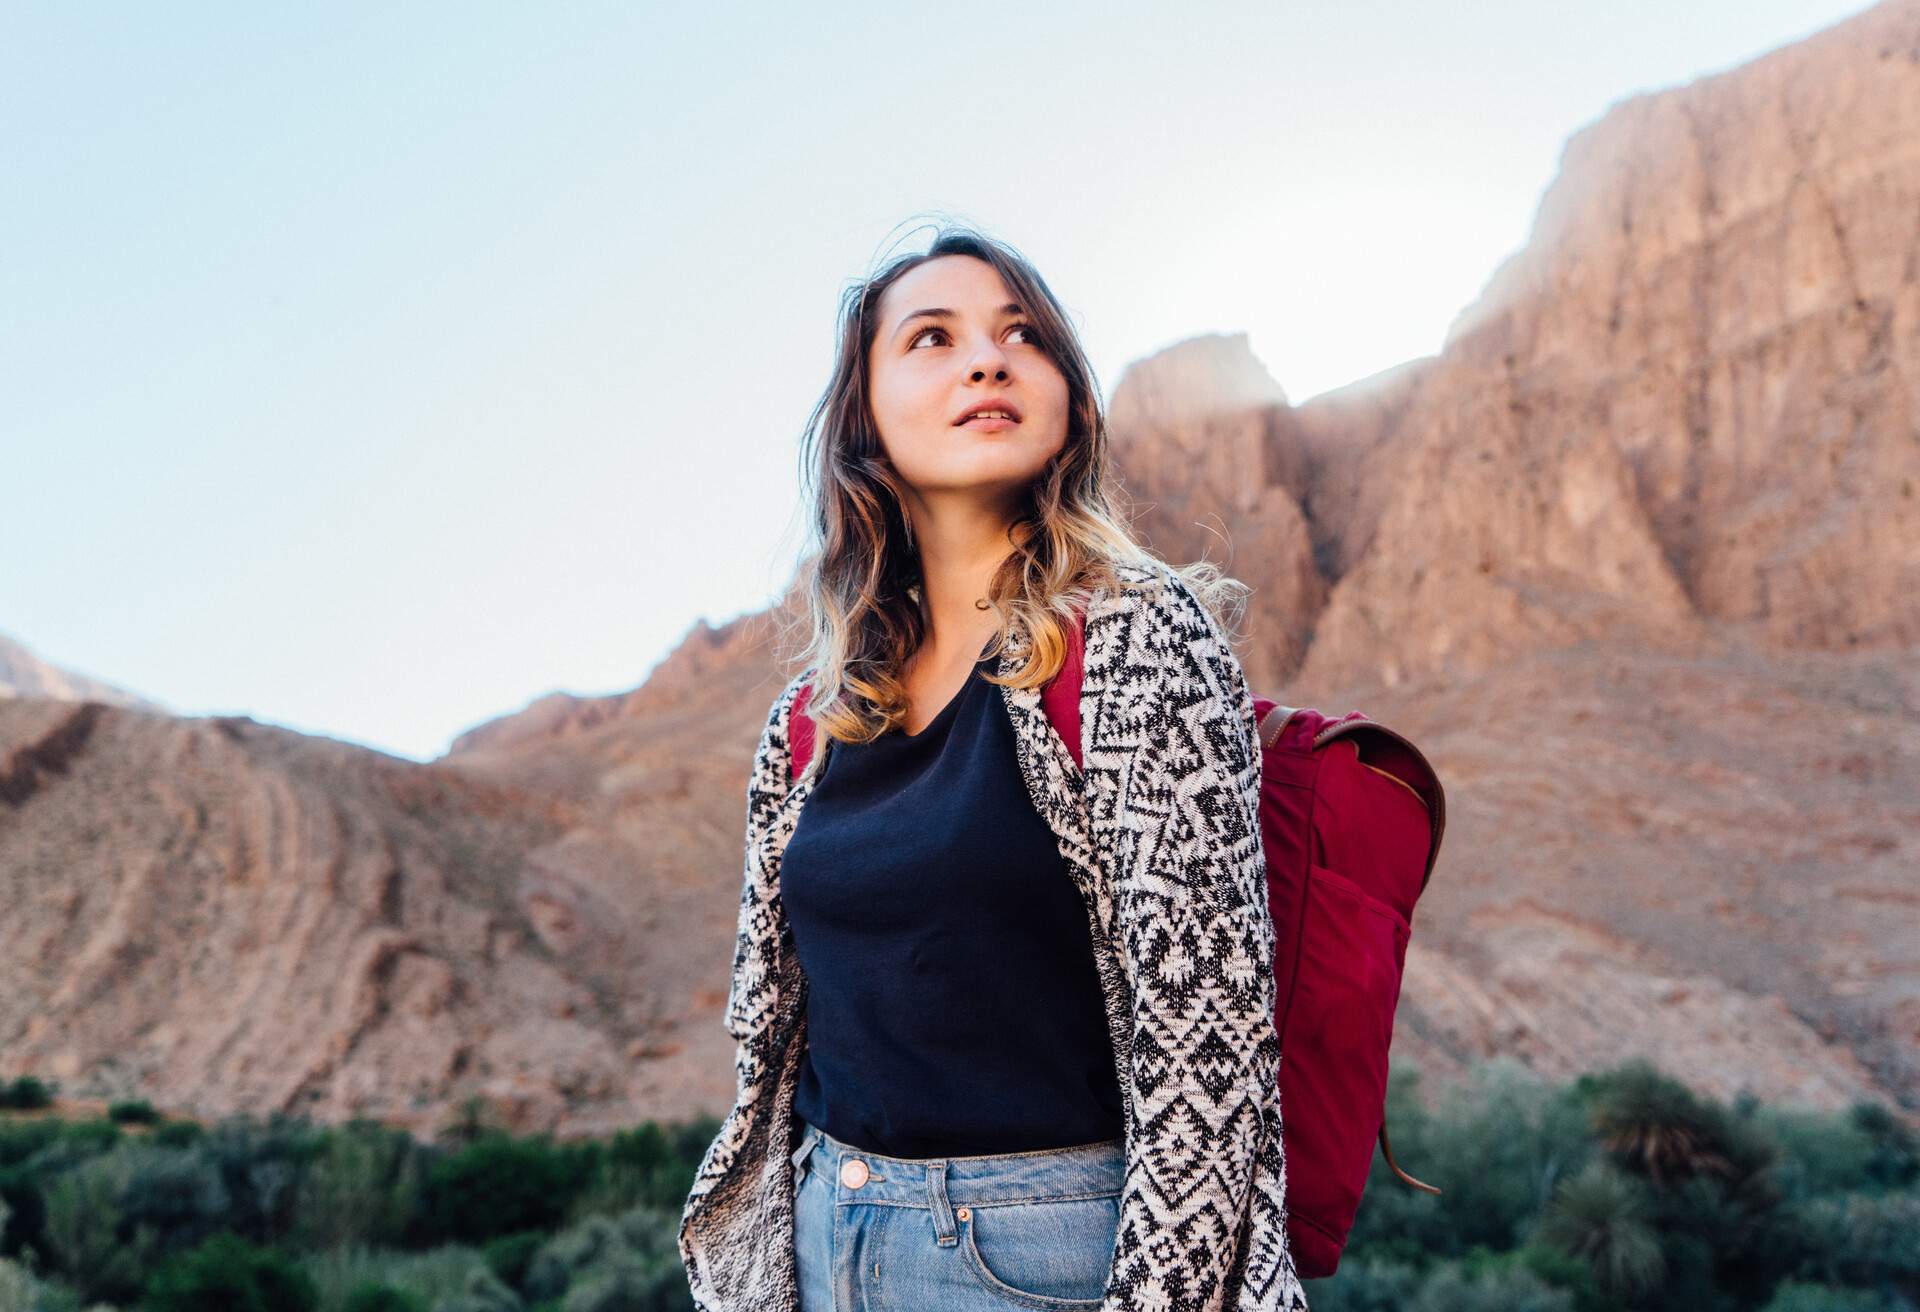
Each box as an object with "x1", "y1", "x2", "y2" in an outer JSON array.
[
  {"x1": 952, "y1": 397, "x2": 1023, "y2": 425},
  {"x1": 958, "y1": 413, "x2": 1019, "y2": 432}
]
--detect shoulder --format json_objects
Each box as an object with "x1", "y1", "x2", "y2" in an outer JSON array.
[
  {"x1": 1086, "y1": 557, "x2": 1238, "y2": 667},
  {"x1": 1085, "y1": 558, "x2": 1258, "y2": 760}
]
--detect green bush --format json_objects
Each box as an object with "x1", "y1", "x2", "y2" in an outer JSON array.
[
  {"x1": 294, "y1": 1120, "x2": 422, "y2": 1250},
  {"x1": 0, "y1": 1121, "x2": 62, "y2": 1169},
  {"x1": 0, "y1": 1078, "x2": 54, "y2": 1111},
  {"x1": 562, "y1": 1255, "x2": 686, "y2": 1312},
  {"x1": 0, "y1": 1254, "x2": 70, "y2": 1312},
  {"x1": 1758, "y1": 1281, "x2": 1891, "y2": 1312},
  {"x1": 525, "y1": 1216, "x2": 625, "y2": 1303},
  {"x1": 48, "y1": 1120, "x2": 121, "y2": 1160},
  {"x1": 151, "y1": 1119, "x2": 206, "y2": 1149},
  {"x1": 422, "y1": 1136, "x2": 596, "y2": 1245},
  {"x1": 301, "y1": 1242, "x2": 504, "y2": 1312},
  {"x1": 40, "y1": 1146, "x2": 156, "y2": 1303},
  {"x1": 0, "y1": 1165, "x2": 42, "y2": 1261},
  {"x1": 484, "y1": 1230, "x2": 546, "y2": 1291},
  {"x1": 29, "y1": 1141, "x2": 231, "y2": 1301},
  {"x1": 1345, "y1": 1059, "x2": 1595, "y2": 1261},
  {"x1": 145, "y1": 1231, "x2": 318, "y2": 1312},
  {"x1": 1300, "y1": 1254, "x2": 1423, "y2": 1312},
  {"x1": 200, "y1": 1114, "x2": 328, "y2": 1244},
  {"x1": 1849, "y1": 1101, "x2": 1920, "y2": 1191},
  {"x1": 1791, "y1": 1191, "x2": 1920, "y2": 1290},
  {"x1": 1760, "y1": 1106, "x2": 1876, "y2": 1201},
  {"x1": 0, "y1": 1125, "x2": 73, "y2": 1261},
  {"x1": 342, "y1": 1282, "x2": 429, "y2": 1312},
  {"x1": 1490, "y1": 1239, "x2": 1609, "y2": 1312},
  {"x1": 106, "y1": 1100, "x2": 158, "y2": 1126},
  {"x1": 429, "y1": 1265, "x2": 521, "y2": 1312},
  {"x1": 1408, "y1": 1258, "x2": 1573, "y2": 1312},
  {"x1": 129, "y1": 1145, "x2": 231, "y2": 1240},
  {"x1": 522, "y1": 1208, "x2": 686, "y2": 1310},
  {"x1": 564, "y1": 1123, "x2": 702, "y2": 1225},
  {"x1": 0, "y1": 1256, "x2": 32, "y2": 1310}
]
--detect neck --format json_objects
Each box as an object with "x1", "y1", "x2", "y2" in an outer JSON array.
[{"x1": 907, "y1": 503, "x2": 1032, "y2": 663}]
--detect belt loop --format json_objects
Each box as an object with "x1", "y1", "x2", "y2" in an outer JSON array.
[
  {"x1": 790, "y1": 1125, "x2": 817, "y2": 1177},
  {"x1": 926, "y1": 1160, "x2": 957, "y2": 1247}
]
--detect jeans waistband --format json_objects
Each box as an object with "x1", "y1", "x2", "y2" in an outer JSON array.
[{"x1": 791, "y1": 1119, "x2": 1125, "y2": 1209}]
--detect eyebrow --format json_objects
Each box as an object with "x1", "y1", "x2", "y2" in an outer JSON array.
[{"x1": 891, "y1": 302, "x2": 1027, "y2": 342}]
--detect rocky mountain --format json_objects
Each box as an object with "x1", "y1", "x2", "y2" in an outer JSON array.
[{"x1": 3, "y1": 0, "x2": 1917, "y2": 1135}]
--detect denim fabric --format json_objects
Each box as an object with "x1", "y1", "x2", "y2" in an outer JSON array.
[{"x1": 791, "y1": 1117, "x2": 1125, "y2": 1311}]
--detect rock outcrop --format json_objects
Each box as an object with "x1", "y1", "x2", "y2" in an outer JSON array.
[{"x1": 1104, "y1": 0, "x2": 1920, "y2": 693}]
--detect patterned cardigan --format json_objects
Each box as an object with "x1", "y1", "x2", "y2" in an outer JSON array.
[{"x1": 678, "y1": 559, "x2": 1311, "y2": 1312}]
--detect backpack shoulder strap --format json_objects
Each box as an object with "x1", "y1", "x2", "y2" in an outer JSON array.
[
  {"x1": 1040, "y1": 607, "x2": 1087, "y2": 771},
  {"x1": 789, "y1": 682, "x2": 818, "y2": 780}
]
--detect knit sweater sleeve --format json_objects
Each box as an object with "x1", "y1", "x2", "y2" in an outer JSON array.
[
  {"x1": 1097, "y1": 571, "x2": 1309, "y2": 1312},
  {"x1": 721, "y1": 671, "x2": 810, "y2": 1047}
]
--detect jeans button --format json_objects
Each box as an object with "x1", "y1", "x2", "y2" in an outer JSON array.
[{"x1": 840, "y1": 1158, "x2": 870, "y2": 1188}]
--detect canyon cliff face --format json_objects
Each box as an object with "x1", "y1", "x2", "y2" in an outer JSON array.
[
  {"x1": 3, "y1": 1, "x2": 1917, "y2": 1135},
  {"x1": 1114, "y1": 0, "x2": 1920, "y2": 692}
]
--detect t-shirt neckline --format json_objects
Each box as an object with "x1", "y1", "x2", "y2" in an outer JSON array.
[{"x1": 898, "y1": 633, "x2": 998, "y2": 741}]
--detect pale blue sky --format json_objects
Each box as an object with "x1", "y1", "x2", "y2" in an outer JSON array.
[{"x1": 2, "y1": 1, "x2": 1872, "y2": 762}]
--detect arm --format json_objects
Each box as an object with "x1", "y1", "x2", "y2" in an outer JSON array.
[
  {"x1": 1100, "y1": 573, "x2": 1308, "y2": 1312},
  {"x1": 681, "y1": 670, "x2": 815, "y2": 1305}
]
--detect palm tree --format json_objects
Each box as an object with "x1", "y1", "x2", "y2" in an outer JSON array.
[
  {"x1": 1536, "y1": 1159, "x2": 1667, "y2": 1301},
  {"x1": 1583, "y1": 1058, "x2": 1736, "y2": 1188}
]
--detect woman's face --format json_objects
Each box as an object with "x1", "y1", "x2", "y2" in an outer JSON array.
[{"x1": 866, "y1": 254, "x2": 1070, "y2": 521}]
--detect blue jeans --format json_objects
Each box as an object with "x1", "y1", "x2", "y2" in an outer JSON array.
[{"x1": 791, "y1": 1118, "x2": 1126, "y2": 1311}]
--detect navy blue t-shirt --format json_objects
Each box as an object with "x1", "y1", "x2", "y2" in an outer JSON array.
[{"x1": 781, "y1": 636, "x2": 1125, "y2": 1159}]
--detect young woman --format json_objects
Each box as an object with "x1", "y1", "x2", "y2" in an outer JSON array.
[{"x1": 679, "y1": 225, "x2": 1309, "y2": 1312}]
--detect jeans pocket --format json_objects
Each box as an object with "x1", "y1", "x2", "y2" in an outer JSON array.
[{"x1": 957, "y1": 1193, "x2": 1119, "y2": 1310}]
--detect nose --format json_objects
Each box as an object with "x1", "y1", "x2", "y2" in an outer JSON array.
[{"x1": 966, "y1": 335, "x2": 1010, "y2": 383}]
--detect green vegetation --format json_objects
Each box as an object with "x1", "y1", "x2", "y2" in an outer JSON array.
[
  {"x1": 0, "y1": 1057, "x2": 1911, "y2": 1310},
  {"x1": 0, "y1": 1078, "x2": 55, "y2": 1112},
  {"x1": 0, "y1": 1090, "x2": 721, "y2": 1312},
  {"x1": 106, "y1": 1102, "x2": 159, "y2": 1127},
  {"x1": 1308, "y1": 1056, "x2": 1919, "y2": 1312}
]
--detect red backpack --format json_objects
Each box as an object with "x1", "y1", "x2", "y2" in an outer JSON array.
[{"x1": 785, "y1": 609, "x2": 1446, "y2": 1279}]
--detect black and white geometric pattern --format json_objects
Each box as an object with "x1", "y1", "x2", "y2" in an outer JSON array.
[{"x1": 679, "y1": 559, "x2": 1311, "y2": 1312}]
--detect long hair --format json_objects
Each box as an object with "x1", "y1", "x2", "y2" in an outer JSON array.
[{"x1": 781, "y1": 221, "x2": 1247, "y2": 746}]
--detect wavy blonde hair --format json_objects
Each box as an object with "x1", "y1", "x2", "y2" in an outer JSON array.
[{"x1": 780, "y1": 222, "x2": 1247, "y2": 746}]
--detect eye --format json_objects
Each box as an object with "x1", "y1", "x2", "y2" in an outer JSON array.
[{"x1": 908, "y1": 321, "x2": 1041, "y2": 350}]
